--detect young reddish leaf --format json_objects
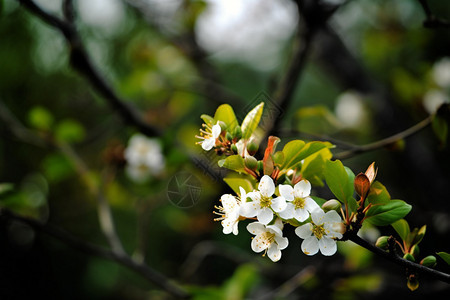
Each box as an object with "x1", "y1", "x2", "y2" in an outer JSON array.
[
  {"x1": 365, "y1": 162, "x2": 377, "y2": 184},
  {"x1": 354, "y1": 173, "x2": 371, "y2": 198},
  {"x1": 263, "y1": 136, "x2": 280, "y2": 175}
]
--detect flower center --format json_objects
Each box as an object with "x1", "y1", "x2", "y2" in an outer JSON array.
[
  {"x1": 312, "y1": 223, "x2": 326, "y2": 240},
  {"x1": 260, "y1": 195, "x2": 272, "y2": 208},
  {"x1": 292, "y1": 196, "x2": 306, "y2": 209}
]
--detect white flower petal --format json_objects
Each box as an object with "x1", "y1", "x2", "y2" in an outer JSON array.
[
  {"x1": 267, "y1": 224, "x2": 283, "y2": 236},
  {"x1": 295, "y1": 223, "x2": 313, "y2": 239},
  {"x1": 311, "y1": 208, "x2": 325, "y2": 224},
  {"x1": 257, "y1": 207, "x2": 274, "y2": 225},
  {"x1": 247, "y1": 222, "x2": 266, "y2": 236},
  {"x1": 239, "y1": 186, "x2": 247, "y2": 199},
  {"x1": 318, "y1": 236, "x2": 337, "y2": 256},
  {"x1": 279, "y1": 185, "x2": 294, "y2": 201},
  {"x1": 212, "y1": 122, "x2": 222, "y2": 138},
  {"x1": 294, "y1": 208, "x2": 310, "y2": 222},
  {"x1": 201, "y1": 137, "x2": 215, "y2": 151},
  {"x1": 232, "y1": 223, "x2": 239, "y2": 235},
  {"x1": 240, "y1": 201, "x2": 258, "y2": 218},
  {"x1": 323, "y1": 210, "x2": 342, "y2": 223},
  {"x1": 273, "y1": 218, "x2": 284, "y2": 230},
  {"x1": 304, "y1": 197, "x2": 320, "y2": 212},
  {"x1": 271, "y1": 196, "x2": 287, "y2": 212},
  {"x1": 294, "y1": 180, "x2": 311, "y2": 198},
  {"x1": 301, "y1": 236, "x2": 319, "y2": 256},
  {"x1": 251, "y1": 233, "x2": 269, "y2": 253},
  {"x1": 259, "y1": 175, "x2": 275, "y2": 197},
  {"x1": 267, "y1": 244, "x2": 282, "y2": 262},
  {"x1": 278, "y1": 203, "x2": 295, "y2": 219},
  {"x1": 275, "y1": 236, "x2": 289, "y2": 250},
  {"x1": 221, "y1": 194, "x2": 237, "y2": 212}
]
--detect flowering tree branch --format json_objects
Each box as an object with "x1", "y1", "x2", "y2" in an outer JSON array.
[
  {"x1": 418, "y1": 0, "x2": 450, "y2": 29},
  {"x1": 0, "y1": 209, "x2": 190, "y2": 299},
  {"x1": 334, "y1": 115, "x2": 432, "y2": 160},
  {"x1": 347, "y1": 234, "x2": 450, "y2": 284}
]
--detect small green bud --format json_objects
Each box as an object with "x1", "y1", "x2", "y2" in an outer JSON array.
[
  {"x1": 403, "y1": 253, "x2": 415, "y2": 262},
  {"x1": 420, "y1": 255, "x2": 437, "y2": 267},
  {"x1": 244, "y1": 156, "x2": 258, "y2": 170},
  {"x1": 230, "y1": 144, "x2": 238, "y2": 154},
  {"x1": 257, "y1": 161, "x2": 263, "y2": 173},
  {"x1": 226, "y1": 132, "x2": 233, "y2": 141},
  {"x1": 218, "y1": 121, "x2": 227, "y2": 132},
  {"x1": 410, "y1": 244, "x2": 420, "y2": 258},
  {"x1": 234, "y1": 126, "x2": 242, "y2": 140},
  {"x1": 247, "y1": 142, "x2": 258, "y2": 156},
  {"x1": 375, "y1": 236, "x2": 389, "y2": 250},
  {"x1": 322, "y1": 199, "x2": 342, "y2": 213}
]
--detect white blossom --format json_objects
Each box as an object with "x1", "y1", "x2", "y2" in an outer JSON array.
[
  {"x1": 278, "y1": 180, "x2": 320, "y2": 222},
  {"x1": 214, "y1": 194, "x2": 241, "y2": 235},
  {"x1": 432, "y1": 57, "x2": 450, "y2": 89},
  {"x1": 247, "y1": 219, "x2": 288, "y2": 262},
  {"x1": 295, "y1": 209, "x2": 343, "y2": 256},
  {"x1": 196, "y1": 121, "x2": 221, "y2": 151},
  {"x1": 240, "y1": 175, "x2": 286, "y2": 225},
  {"x1": 124, "y1": 134, "x2": 165, "y2": 181}
]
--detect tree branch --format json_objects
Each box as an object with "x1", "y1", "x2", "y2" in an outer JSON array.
[
  {"x1": 418, "y1": 0, "x2": 450, "y2": 29},
  {"x1": 0, "y1": 209, "x2": 190, "y2": 298},
  {"x1": 347, "y1": 234, "x2": 450, "y2": 284},
  {"x1": 17, "y1": 0, "x2": 161, "y2": 137},
  {"x1": 334, "y1": 115, "x2": 432, "y2": 160}
]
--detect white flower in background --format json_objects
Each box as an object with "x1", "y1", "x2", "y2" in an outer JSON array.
[
  {"x1": 295, "y1": 209, "x2": 343, "y2": 256},
  {"x1": 240, "y1": 175, "x2": 287, "y2": 225},
  {"x1": 278, "y1": 180, "x2": 320, "y2": 222},
  {"x1": 432, "y1": 57, "x2": 450, "y2": 89},
  {"x1": 124, "y1": 134, "x2": 165, "y2": 181},
  {"x1": 247, "y1": 219, "x2": 288, "y2": 262},
  {"x1": 214, "y1": 194, "x2": 241, "y2": 235},
  {"x1": 423, "y1": 89, "x2": 449, "y2": 114},
  {"x1": 335, "y1": 91, "x2": 366, "y2": 128},
  {"x1": 196, "y1": 121, "x2": 221, "y2": 151}
]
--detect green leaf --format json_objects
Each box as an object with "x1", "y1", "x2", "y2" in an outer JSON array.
[
  {"x1": 0, "y1": 183, "x2": 14, "y2": 195},
  {"x1": 366, "y1": 181, "x2": 390, "y2": 205},
  {"x1": 412, "y1": 225, "x2": 426, "y2": 245},
  {"x1": 301, "y1": 148, "x2": 332, "y2": 186},
  {"x1": 223, "y1": 264, "x2": 259, "y2": 300},
  {"x1": 218, "y1": 155, "x2": 245, "y2": 173},
  {"x1": 223, "y1": 175, "x2": 255, "y2": 195},
  {"x1": 391, "y1": 219, "x2": 410, "y2": 241},
  {"x1": 324, "y1": 159, "x2": 354, "y2": 205},
  {"x1": 200, "y1": 114, "x2": 214, "y2": 126},
  {"x1": 241, "y1": 102, "x2": 264, "y2": 140},
  {"x1": 214, "y1": 104, "x2": 238, "y2": 133},
  {"x1": 55, "y1": 119, "x2": 86, "y2": 143},
  {"x1": 28, "y1": 106, "x2": 54, "y2": 131},
  {"x1": 282, "y1": 140, "x2": 333, "y2": 170},
  {"x1": 365, "y1": 200, "x2": 412, "y2": 226},
  {"x1": 437, "y1": 252, "x2": 450, "y2": 265}
]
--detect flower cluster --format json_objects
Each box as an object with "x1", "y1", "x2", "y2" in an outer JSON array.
[
  {"x1": 124, "y1": 133, "x2": 165, "y2": 182},
  {"x1": 215, "y1": 175, "x2": 344, "y2": 262}
]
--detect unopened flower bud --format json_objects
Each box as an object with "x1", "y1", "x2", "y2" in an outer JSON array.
[
  {"x1": 375, "y1": 236, "x2": 389, "y2": 250},
  {"x1": 234, "y1": 126, "x2": 242, "y2": 140},
  {"x1": 231, "y1": 144, "x2": 238, "y2": 154},
  {"x1": 226, "y1": 132, "x2": 233, "y2": 141},
  {"x1": 244, "y1": 156, "x2": 258, "y2": 170},
  {"x1": 410, "y1": 244, "x2": 420, "y2": 258},
  {"x1": 257, "y1": 161, "x2": 263, "y2": 173},
  {"x1": 403, "y1": 253, "x2": 416, "y2": 262},
  {"x1": 420, "y1": 255, "x2": 437, "y2": 267},
  {"x1": 247, "y1": 142, "x2": 258, "y2": 156},
  {"x1": 322, "y1": 199, "x2": 341, "y2": 213}
]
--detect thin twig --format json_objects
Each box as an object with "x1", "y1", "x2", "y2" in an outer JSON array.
[
  {"x1": 334, "y1": 116, "x2": 432, "y2": 160},
  {"x1": 0, "y1": 209, "x2": 190, "y2": 299},
  {"x1": 418, "y1": 0, "x2": 450, "y2": 29},
  {"x1": 347, "y1": 234, "x2": 450, "y2": 284}
]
